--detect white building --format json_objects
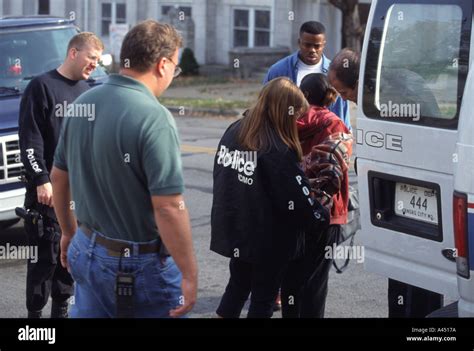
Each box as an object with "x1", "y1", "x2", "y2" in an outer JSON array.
[{"x1": 0, "y1": 0, "x2": 371, "y2": 66}]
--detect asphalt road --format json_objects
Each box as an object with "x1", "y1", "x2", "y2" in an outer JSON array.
[{"x1": 0, "y1": 116, "x2": 387, "y2": 318}]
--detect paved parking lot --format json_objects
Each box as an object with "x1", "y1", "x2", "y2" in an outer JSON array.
[{"x1": 0, "y1": 116, "x2": 387, "y2": 318}]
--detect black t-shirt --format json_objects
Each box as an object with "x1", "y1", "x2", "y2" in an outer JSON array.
[
  {"x1": 18, "y1": 69, "x2": 90, "y2": 204},
  {"x1": 210, "y1": 119, "x2": 329, "y2": 264}
]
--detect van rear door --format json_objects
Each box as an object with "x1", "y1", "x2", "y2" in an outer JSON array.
[
  {"x1": 454, "y1": 67, "x2": 474, "y2": 316},
  {"x1": 357, "y1": 0, "x2": 472, "y2": 297}
]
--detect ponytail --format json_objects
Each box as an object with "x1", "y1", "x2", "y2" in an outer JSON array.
[
  {"x1": 322, "y1": 86, "x2": 338, "y2": 107},
  {"x1": 300, "y1": 73, "x2": 339, "y2": 108}
]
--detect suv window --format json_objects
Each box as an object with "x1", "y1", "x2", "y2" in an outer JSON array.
[
  {"x1": 363, "y1": 0, "x2": 472, "y2": 129},
  {"x1": 0, "y1": 27, "x2": 107, "y2": 93}
]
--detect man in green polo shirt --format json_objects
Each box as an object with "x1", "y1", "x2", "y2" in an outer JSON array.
[{"x1": 51, "y1": 20, "x2": 198, "y2": 318}]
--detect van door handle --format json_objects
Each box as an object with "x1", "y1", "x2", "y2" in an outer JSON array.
[{"x1": 442, "y1": 248, "x2": 457, "y2": 262}]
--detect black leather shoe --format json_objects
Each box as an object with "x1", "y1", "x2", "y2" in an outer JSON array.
[
  {"x1": 28, "y1": 310, "x2": 42, "y2": 318},
  {"x1": 51, "y1": 301, "x2": 69, "y2": 318}
]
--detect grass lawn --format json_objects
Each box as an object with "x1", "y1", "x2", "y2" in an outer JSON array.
[
  {"x1": 159, "y1": 97, "x2": 250, "y2": 110},
  {"x1": 170, "y1": 75, "x2": 260, "y2": 87}
]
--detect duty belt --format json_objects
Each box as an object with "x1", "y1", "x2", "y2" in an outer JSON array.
[{"x1": 79, "y1": 224, "x2": 162, "y2": 255}]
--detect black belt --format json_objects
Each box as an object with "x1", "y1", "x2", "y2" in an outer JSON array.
[{"x1": 79, "y1": 224, "x2": 162, "y2": 255}]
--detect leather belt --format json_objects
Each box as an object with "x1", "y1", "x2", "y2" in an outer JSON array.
[{"x1": 79, "y1": 224, "x2": 161, "y2": 255}]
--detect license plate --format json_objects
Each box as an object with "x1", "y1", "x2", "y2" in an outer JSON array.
[{"x1": 394, "y1": 183, "x2": 438, "y2": 224}]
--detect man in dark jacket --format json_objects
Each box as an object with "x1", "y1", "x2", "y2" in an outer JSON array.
[{"x1": 19, "y1": 32, "x2": 104, "y2": 318}]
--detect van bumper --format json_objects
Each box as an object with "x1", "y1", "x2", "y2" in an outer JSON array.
[
  {"x1": 458, "y1": 297, "x2": 474, "y2": 317},
  {"x1": 427, "y1": 301, "x2": 458, "y2": 318},
  {"x1": 0, "y1": 187, "x2": 25, "y2": 221}
]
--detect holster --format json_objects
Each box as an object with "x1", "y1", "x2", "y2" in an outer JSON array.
[{"x1": 21, "y1": 206, "x2": 61, "y2": 265}]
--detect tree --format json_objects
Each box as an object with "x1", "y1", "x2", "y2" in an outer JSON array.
[
  {"x1": 328, "y1": 0, "x2": 364, "y2": 52},
  {"x1": 180, "y1": 48, "x2": 199, "y2": 76}
]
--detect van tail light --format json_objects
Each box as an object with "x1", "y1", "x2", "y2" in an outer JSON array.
[{"x1": 453, "y1": 191, "x2": 469, "y2": 278}]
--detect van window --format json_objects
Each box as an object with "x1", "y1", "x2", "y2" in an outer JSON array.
[{"x1": 363, "y1": 0, "x2": 471, "y2": 129}]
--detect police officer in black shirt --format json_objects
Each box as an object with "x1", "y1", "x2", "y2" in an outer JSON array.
[{"x1": 18, "y1": 32, "x2": 104, "y2": 318}]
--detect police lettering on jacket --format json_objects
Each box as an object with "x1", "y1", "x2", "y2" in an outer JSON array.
[
  {"x1": 216, "y1": 145, "x2": 257, "y2": 185},
  {"x1": 25, "y1": 148, "x2": 43, "y2": 173}
]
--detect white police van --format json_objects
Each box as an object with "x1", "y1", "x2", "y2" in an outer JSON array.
[{"x1": 357, "y1": 0, "x2": 474, "y2": 316}]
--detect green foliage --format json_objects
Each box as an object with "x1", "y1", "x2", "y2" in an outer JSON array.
[{"x1": 179, "y1": 48, "x2": 199, "y2": 76}]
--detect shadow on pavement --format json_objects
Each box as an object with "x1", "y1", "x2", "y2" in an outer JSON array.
[{"x1": 1, "y1": 220, "x2": 27, "y2": 246}]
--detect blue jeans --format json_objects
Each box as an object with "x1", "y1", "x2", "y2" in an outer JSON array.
[{"x1": 67, "y1": 228, "x2": 183, "y2": 318}]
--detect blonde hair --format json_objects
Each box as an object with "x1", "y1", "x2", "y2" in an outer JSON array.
[
  {"x1": 67, "y1": 32, "x2": 104, "y2": 54},
  {"x1": 238, "y1": 77, "x2": 308, "y2": 161}
]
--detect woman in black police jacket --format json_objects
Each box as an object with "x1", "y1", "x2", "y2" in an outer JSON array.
[{"x1": 211, "y1": 77, "x2": 330, "y2": 318}]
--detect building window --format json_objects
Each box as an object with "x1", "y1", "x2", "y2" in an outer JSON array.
[
  {"x1": 101, "y1": 2, "x2": 127, "y2": 36},
  {"x1": 162, "y1": 5, "x2": 192, "y2": 17},
  {"x1": 233, "y1": 8, "x2": 271, "y2": 48},
  {"x1": 254, "y1": 10, "x2": 270, "y2": 46},
  {"x1": 116, "y1": 4, "x2": 126, "y2": 24},
  {"x1": 234, "y1": 9, "x2": 249, "y2": 47},
  {"x1": 101, "y1": 3, "x2": 112, "y2": 35},
  {"x1": 38, "y1": 0, "x2": 50, "y2": 15}
]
